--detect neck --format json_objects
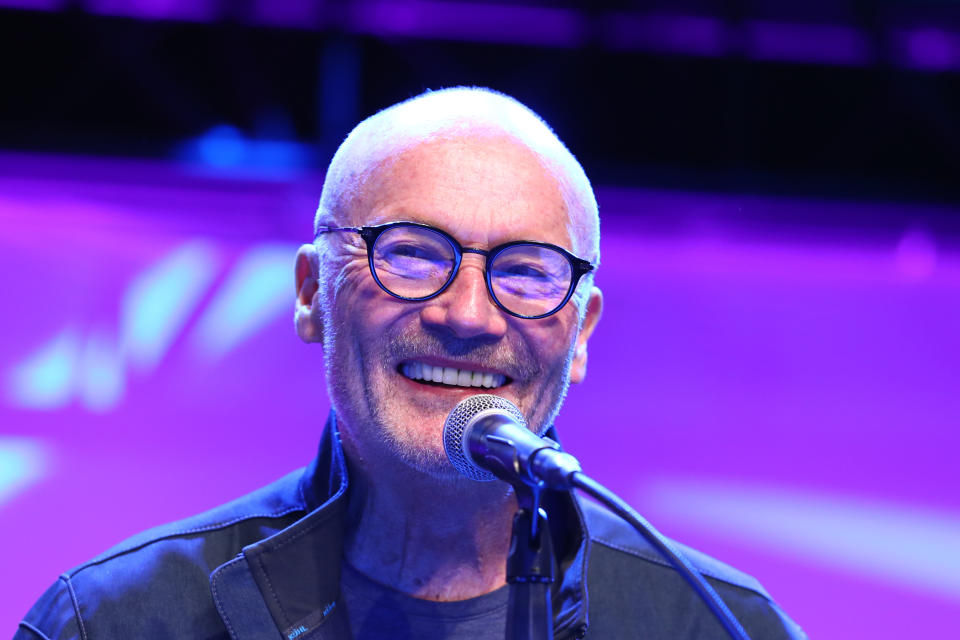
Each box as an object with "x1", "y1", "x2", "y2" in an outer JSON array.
[{"x1": 342, "y1": 457, "x2": 517, "y2": 602}]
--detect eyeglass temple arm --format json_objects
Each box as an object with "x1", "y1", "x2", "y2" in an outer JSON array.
[{"x1": 314, "y1": 226, "x2": 361, "y2": 240}]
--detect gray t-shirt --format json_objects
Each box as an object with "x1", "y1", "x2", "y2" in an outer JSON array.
[{"x1": 341, "y1": 562, "x2": 509, "y2": 640}]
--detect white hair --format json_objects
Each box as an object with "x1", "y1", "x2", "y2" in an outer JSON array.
[{"x1": 314, "y1": 86, "x2": 600, "y2": 316}]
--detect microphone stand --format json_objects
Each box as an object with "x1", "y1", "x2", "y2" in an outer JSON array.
[
  {"x1": 505, "y1": 481, "x2": 554, "y2": 640},
  {"x1": 444, "y1": 393, "x2": 751, "y2": 640}
]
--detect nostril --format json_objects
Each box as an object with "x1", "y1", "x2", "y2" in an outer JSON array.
[{"x1": 419, "y1": 272, "x2": 508, "y2": 339}]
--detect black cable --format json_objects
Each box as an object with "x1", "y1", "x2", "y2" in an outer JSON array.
[{"x1": 570, "y1": 472, "x2": 751, "y2": 640}]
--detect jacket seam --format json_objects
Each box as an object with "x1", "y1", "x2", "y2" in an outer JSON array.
[
  {"x1": 210, "y1": 557, "x2": 241, "y2": 640},
  {"x1": 297, "y1": 476, "x2": 308, "y2": 509},
  {"x1": 591, "y1": 536, "x2": 768, "y2": 599},
  {"x1": 62, "y1": 574, "x2": 89, "y2": 640},
  {"x1": 559, "y1": 493, "x2": 591, "y2": 637},
  {"x1": 69, "y1": 507, "x2": 305, "y2": 577},
  {"x1": 255, "y1": 551, "x2": 291, "y2": 628},
  {"x1": 17, "y1": 621, "x2": 53, "y2": 640}
]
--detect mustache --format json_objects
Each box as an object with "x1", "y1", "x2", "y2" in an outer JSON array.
[{"x1": 386, "y1": 329, "x2": 542, "y2": 381}]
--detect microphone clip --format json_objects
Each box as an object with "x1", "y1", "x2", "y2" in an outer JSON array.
[{"x1": 505, "y1": 479, "x2": 556, "y2": 640}]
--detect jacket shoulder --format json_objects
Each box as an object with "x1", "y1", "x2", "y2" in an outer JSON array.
[
  {"x1": 579, "y1": 497, "x2": 807, "y2": 639},
  {"x1": 14, "y1": 578, "x2": 82, "y2": 640},
  {"x1": 75, "y1": 467, "x2": 308, "y2": 574},
  {"x1": 580, "y1": 497, "x2": 763, "y2": 593},
  {"x1": 18, "y1": 468, "x2": 308, "y2": 640}
]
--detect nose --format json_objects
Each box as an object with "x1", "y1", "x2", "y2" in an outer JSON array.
[{"x1": 419, "y1": 256, "x2": 508, "y2": 339}]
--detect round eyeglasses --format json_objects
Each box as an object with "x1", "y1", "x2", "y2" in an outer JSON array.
[{"x1": 315, "y1": 221, "x2": 595, "y2": 319}]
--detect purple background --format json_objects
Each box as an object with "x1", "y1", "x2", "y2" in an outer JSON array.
[{"x1": 3, "y1": 151, "x2": 959, "y2": 638}]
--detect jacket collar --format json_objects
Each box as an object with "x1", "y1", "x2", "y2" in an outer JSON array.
[{"x1": 213, "y1": 411, "x2": 590, "y2": 639}]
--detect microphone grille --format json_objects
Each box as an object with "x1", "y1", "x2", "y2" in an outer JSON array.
[{"x1": 443, "y1": 394, "x2": 527, "y2": 482}]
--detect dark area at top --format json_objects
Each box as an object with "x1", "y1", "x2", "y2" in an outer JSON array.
[{"x1": 2, "y1": 2, "x2": 960, "y2": 213}]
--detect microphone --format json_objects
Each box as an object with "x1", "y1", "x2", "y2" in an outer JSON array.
[
  {"x1": 442, "y1": 396, "x2": 754, "y2": 640},
  {"x1": 443, "y1": 394, "x2": 582, "y2": 489}
]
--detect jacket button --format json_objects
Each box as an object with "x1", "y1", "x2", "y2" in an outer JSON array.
[{"x1": 575, "y1": 625, "x2": 587, "y2": 638}]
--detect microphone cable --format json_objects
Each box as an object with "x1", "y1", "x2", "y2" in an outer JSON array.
[{"x1": 569, "y1": 472, "x2": 751, "y2": 640}]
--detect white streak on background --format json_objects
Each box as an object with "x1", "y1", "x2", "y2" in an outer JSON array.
[
  {"x1": 0, "y1": 437, "x2": 47, "y2": 508},
  {"x1": 190, "y1": 244, "x2": 293, "y2": 359},
  {"x1": 121, "y1": 241, "x2": 219, "y2": 372},
  {"x1": 5, "y1": 329, "x2": 79, "y2": 409},
  {"x1": 641, "y1": 479, "x2": 960, "y2": 599},
  {"x1": 79, "y1": 327, "x2": 125, "y2": 411}
]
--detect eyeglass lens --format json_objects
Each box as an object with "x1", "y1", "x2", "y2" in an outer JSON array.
[{"x1": 370, "y1": 225, "x2": 574, "y2": 317}]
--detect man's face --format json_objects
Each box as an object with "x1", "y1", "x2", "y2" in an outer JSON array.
[{"x1": 318, "y1": 134, "x2": 593, "y2": 480}]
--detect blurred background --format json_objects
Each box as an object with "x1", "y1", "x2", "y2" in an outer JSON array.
[{"x1": 3, "y1": 1, "x2": 960, "y2": 638}]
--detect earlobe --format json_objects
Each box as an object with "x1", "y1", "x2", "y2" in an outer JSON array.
[
  {"x1": 294, "y1": 244, "x2": 324, "y2": 344},
  {"x1": 569, "y1": 286, "x2": 603, "y2": 384}
]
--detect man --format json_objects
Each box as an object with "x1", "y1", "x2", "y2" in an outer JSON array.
[{"x1": 16, "y1": 88, "x2": 805, "y2": 639}]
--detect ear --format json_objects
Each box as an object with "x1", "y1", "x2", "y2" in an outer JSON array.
[
  {"x1": 569, "y1": 286, "x2": 603, "y2": 384},
  {"x1": 294, "y1": 244, "x2": 324, "y2": 344}
]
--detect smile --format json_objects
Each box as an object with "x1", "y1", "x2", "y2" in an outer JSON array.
[{"x1": 399, "y1": 361, "x2": 508, "y2": 389}]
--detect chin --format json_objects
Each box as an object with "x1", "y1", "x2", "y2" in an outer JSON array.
[
  {"x1": 379, "y1": 419, "x2": 461, "y2": 480},
  {"x1": 401, "y1": 452, "x2": 465, "y2": 482}
]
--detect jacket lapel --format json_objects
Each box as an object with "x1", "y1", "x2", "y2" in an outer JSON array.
[{"x1": 211, "y1": 554, "x2": 284, "y2": 640}]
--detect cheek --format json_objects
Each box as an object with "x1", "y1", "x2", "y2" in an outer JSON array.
[
  {"x1": 327, "y1": 260, "x2": 383, "y2": 324},
  {"x1": 514, "y1": 320, "x2": 577, "y2": 395},
  {"x1": 325, "y1": 266, "x2": 413, "y2": 370},
  {"x1": 332, "y1": 258, "x2": 371, "y2": 300},
  {"x1": 526, "y1": 314, "x2": 577, "y2": 362}
]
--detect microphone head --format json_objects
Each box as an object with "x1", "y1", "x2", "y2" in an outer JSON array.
[{"x1": 443, "y1": 394, "x2": 527, "y2": 482}]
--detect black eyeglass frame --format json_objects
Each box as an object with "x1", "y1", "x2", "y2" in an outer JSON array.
[{"x1": 315, "y1": 221, "x2": 595, "y2": 319}]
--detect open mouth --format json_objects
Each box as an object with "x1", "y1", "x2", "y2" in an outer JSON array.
[{"x1": 399, "y1": 361, "x2": 509, "y2": 389}]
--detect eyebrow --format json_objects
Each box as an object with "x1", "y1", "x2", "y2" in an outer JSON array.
[{"x1": 352, "y1": 217, "x2": 577, "y2": 254}]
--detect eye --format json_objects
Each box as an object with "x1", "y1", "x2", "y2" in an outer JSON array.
[
  {"x1": 386, "y1": 242, "x2": 444, "y2": 261},
  {"x1": 374, "y1": 236, "x2": 456, "y2": 282},
  {"x1": 496, "y1": 262, "x2": 550, "y2": 279}
]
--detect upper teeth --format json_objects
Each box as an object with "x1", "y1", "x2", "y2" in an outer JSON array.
[{"x1": 401, "y1": 362, "x2": 507, "y2": 389}]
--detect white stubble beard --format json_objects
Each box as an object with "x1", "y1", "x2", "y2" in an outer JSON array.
[{"x1": 322, "y1": 314, "x2": 578, "y2": 485}]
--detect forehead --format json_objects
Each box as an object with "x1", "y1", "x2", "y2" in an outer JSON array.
[{"x1": 344, "y1": 134, "x2": 575, "y2": 250}]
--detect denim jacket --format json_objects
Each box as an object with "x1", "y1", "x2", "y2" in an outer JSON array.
[{"x1": 16, "y1": 414, "x2": 805, "y2": 640}]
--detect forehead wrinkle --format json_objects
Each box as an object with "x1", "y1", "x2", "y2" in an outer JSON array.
[{"x1": 354, "y1": 136, "x2": 574, "y2": 250}]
